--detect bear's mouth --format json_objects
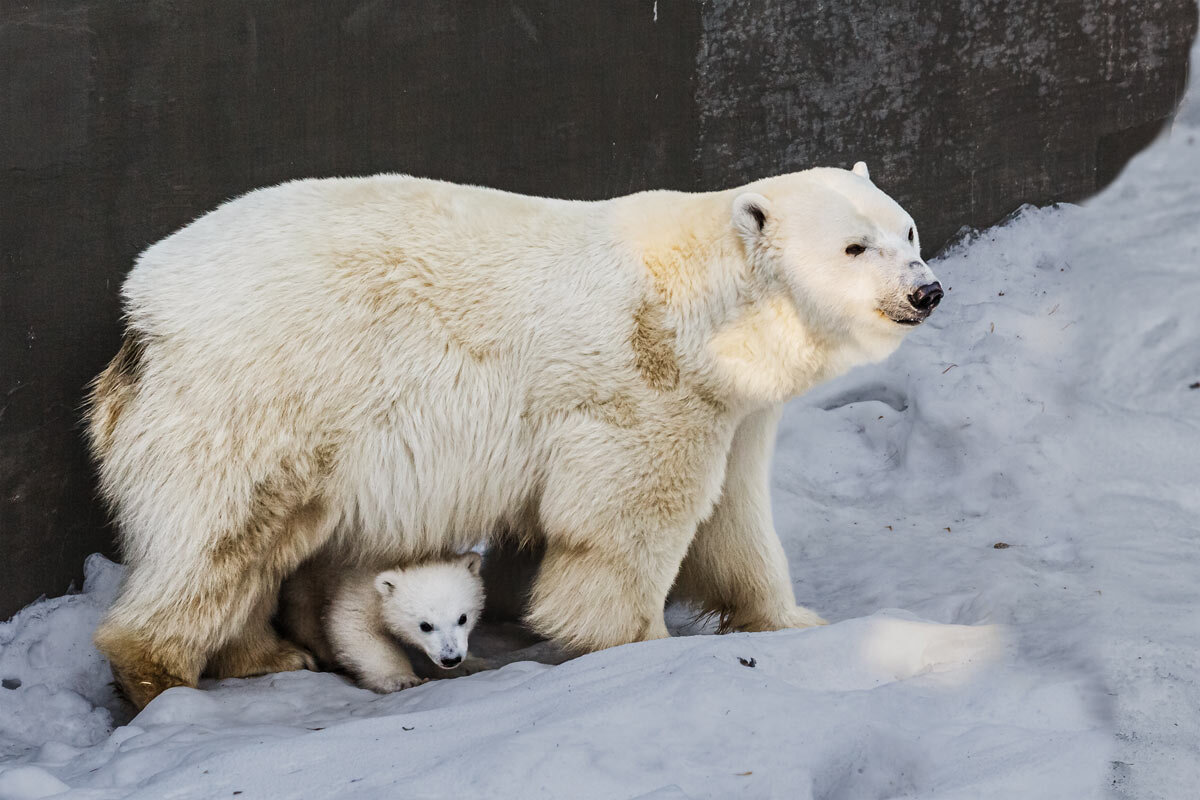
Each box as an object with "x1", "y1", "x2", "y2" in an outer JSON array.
[{"x1": 879, "y1": 309, "x2": 926, "y2": 326}]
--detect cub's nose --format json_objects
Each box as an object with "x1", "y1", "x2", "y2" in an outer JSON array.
[
  {"x1": 908, "y1": 282, "x2": 943, "y2": 313},
  {"x1": 440, "y1": 655, "x2": 462, "y2": 668}
]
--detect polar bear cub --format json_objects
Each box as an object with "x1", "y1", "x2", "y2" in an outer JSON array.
[{"x1": 287, "y1": 552, "x2": 485, "y2": 693}]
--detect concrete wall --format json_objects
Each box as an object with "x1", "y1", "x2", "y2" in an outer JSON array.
[{"x1": 1, "y1": 0, "x2": 1195, "y2": 618}]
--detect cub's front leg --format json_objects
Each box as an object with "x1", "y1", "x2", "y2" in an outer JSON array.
[
  {"x1": 326, "y1": 584, "x2": 425, "y2": 693},
  {"x1": 333, "y1": 623, "x2": 426, "y2": 693},
  {"x1": 358, "y1": 660, "x2": 427, "y2": 694}
]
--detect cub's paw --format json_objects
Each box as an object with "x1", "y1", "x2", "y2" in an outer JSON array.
[{"x1": 360, "y1": 671, "x2": 427, "y2": 694}]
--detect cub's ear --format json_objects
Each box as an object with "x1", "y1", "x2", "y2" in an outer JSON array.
[
  {"x1": 851, "y1": 161, "x2": 871, "y2": 180},
  {"x1": 375, "y1": 569, "x2": 403, "y2": 597},
  {"x1": 459, "y1": 552, "x2": 482, "y2": 577},
  {"x1": 732, "y1": 192, "x2": 772, "y2": 239}
]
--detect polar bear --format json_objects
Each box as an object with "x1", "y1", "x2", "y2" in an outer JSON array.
[
  {"x1": 279, "y1": 552, "x2": 484, "y2": 692},
  {"x1": 86, "y1": 161, "x2": 941, "y2": 708}
]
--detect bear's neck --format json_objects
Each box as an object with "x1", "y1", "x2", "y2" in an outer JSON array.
[{"x1": 615, "y1": 190, "x2": 854, "y2": 411}]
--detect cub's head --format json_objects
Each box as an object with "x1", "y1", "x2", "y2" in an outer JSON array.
[
  {"x1": 732, "y1": 162, "x2": 942, "y2": 360},
  {"x1": 374, "y1": 552, "x2": 485, "y2": 669}
]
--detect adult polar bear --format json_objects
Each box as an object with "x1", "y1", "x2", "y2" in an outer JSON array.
[{"x1": 87, "y1": 163, "x2": 941, "y2": 708}]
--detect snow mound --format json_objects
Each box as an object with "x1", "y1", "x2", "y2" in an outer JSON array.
[
  {"x1": 0, "y1": 555, "x2": 122, "y2": 762},
  {"x1": 0, "y1": 562, "x2": 1104, "y2": 799}
]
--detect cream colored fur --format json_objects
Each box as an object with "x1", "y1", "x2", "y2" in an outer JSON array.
[
  {"x1": 86, "y1": 165, "x2": 938, "y2": 707},
  {"x1": 280, "y1": 552, "x2": 483, "y2": 693}
]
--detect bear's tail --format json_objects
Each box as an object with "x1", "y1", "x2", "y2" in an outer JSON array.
[{"x1": 84, "y1": 327, "x2": 149, "y2": 465}]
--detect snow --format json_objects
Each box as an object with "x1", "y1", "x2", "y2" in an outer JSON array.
[
  {"x1": 3, "y1": 38, "x2": 1200, "y2": 799},
  {"x1": 0, "y1": 570, "x2": 1101, "y2": 800}
]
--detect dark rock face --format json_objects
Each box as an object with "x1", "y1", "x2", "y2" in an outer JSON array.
[{"x1": 1, "y1": 0, "x2": 1194, "y2": 617}]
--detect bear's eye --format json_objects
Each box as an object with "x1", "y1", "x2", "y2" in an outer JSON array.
[
  {"x1": 908, "y1": 227, "x2": 915, "y2": 243},
  {"x1": 420, "y1": 622, "x2": 433, "y2": 633},
  {"x1": 458, "y1": 614, "x2": 468, "y2": 626},
  {"x1": 845, "y1": 243, "x2": 866, "y2": 256}
]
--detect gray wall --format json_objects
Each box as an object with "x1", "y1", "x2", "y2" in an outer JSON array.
[{"x1": 1, "y1": 0, "x2": 1195, "y2": 618}]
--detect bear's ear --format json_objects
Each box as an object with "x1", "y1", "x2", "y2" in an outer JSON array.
[
  {"x1": 851, "y1": 161, "x2": 871, "y2": 180},
  {"x1": 375, "y1": 569, "x2": 403, "y2": 597},
  {"x1": 459, "y1": 552, "x2": 482, "y2": 577},
  {"x1": 732, "y1": 192, "x2": 771, "y2": 239}
]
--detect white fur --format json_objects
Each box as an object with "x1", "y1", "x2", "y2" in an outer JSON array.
[
  {"x1": 89, "y1": 164, "x2": 939, "y2": 705},
  {"x1": 322, "y1": 553, "x2": 484, "y2": 692}
]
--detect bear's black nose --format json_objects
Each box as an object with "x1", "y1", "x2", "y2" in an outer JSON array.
[
  {"x1": 908, "y1": 282, "x2": 943, "y2": 313},
  {"x1": 440, "y1": 655, "x2": 462, "y2": 668}
]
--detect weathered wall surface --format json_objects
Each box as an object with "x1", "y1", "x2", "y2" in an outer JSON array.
[
  {"x1": 697, "y1": 0, "x2": 1197, "y2": 247},
  {"x1": 1, "y1": 0, "x2": 1195, "y2": 617}
]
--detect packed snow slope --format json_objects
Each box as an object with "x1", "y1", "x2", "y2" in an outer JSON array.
[{"x1": 3, "y1": 47, "x2": 1200, "y2": 800}]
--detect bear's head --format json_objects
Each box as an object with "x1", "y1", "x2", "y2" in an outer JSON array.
[
  {"x1": 374, "y1": 552, "x2": 485, "y2": 670},
  {"x1": 731, "y1": 162, "x2": 942, "y2": 363}
]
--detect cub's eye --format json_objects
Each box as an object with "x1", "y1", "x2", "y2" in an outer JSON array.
[
  {"x1": 845, "y1": 243, "x2": 866, "y2": 256},
  {"x1": 908, "y1": 227, "x2": 915, "y2": 242},
  {"x1": 458, "y1": 614, "x2": 468, "y2": 626},
  {"x1": 419, "y1": 622, "x2": 433, "y2": 633}
]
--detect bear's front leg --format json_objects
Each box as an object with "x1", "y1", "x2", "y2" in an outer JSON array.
[
  {"x1": 673, "y1": 406, "x2": 827, "y2": 631},
  {"x1": 526, "y1": 539, "x2": 678, "y2": 651},
  {"x1": 527, "y1": 419, "x2": 729, "y2": 653}
]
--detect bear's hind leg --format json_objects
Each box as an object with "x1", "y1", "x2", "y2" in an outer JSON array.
[
  {"x1": 97, "y1": 493, "x2": 336, "y2": 708},
  {"x1": 94, "y1": 616, "x2": 196, "y2": 710},
  {"x1": 95, "y1": 558, "x2": 260, "y2": 709},
  {"x1": 204, "y1": 589, "x2": 316, "y2": 680}
]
